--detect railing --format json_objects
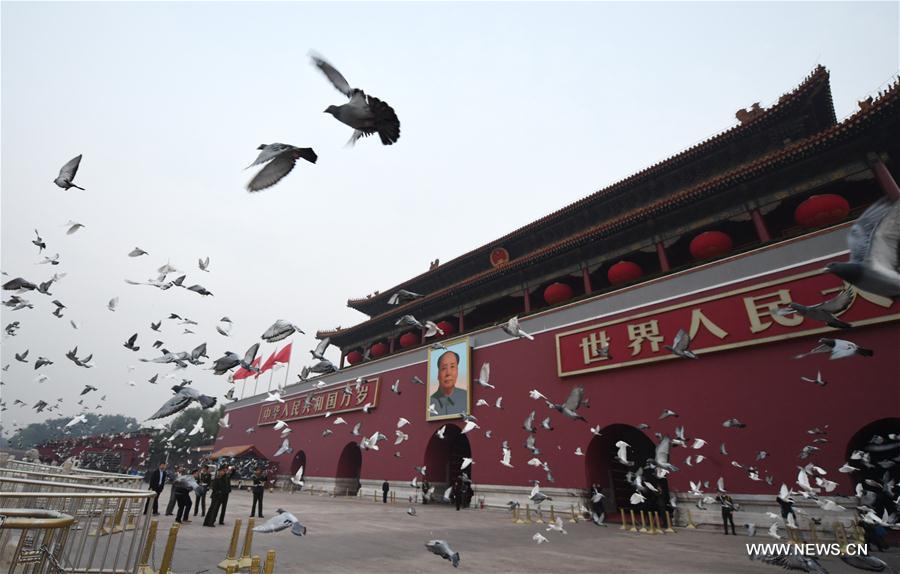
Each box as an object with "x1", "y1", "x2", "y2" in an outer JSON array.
[
  {"x1": 0, "y1": 462, "x2": 143, "y2": 489},
  {"x1": 0, "y1": 479, "x2": 154, "y2": 574},
  {"x1": 0, "y1": 508, "x2": 75, "y2": 574}
]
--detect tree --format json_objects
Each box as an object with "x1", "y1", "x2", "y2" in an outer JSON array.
[{"x1": 8, "y1": 414, "x2": 139, "y2": 448}]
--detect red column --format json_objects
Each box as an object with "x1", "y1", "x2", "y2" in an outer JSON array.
[
  {"x1": 457, "y1": 310, "x2": 465, "y2": 332},
  {"x1": 655, "y1": 242, "x2": 670, "y2": 272},
  {"x1": 581, "y1": 264, "x2": 593, "y2": 294},
  {"x1": 523, "y1": 288, "x2": 531, "y2": 313},
  {"x1": 871, "y1": 159, "x2": 900, "y2": 200},
  {"x1": 750, "y1": 209, "x2": 771, "y2": 242}
]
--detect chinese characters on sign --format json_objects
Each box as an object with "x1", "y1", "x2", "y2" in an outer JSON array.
[
  {"x1": 257, "y1": 378, "x2": 379, "y2": 426},
  {"x1": 556, "y1": 268, "x2": 898, "y2": 377}
]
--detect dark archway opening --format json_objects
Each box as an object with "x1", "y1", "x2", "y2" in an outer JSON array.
[
  {"x1": 585, "y1": 424, "x2": 657, "y2": 517},
  {"x1": 336, "y1": 442, "x2": 362, "y2": 495},
  {"x1": 424, "y1": 425, "x2": 472, "y2": 504},
  {"x1": 846, "y1": 418, "x2": 900, "y2": 517}
]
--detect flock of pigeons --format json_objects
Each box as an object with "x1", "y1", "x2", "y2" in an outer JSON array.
[{"x1": 3, "y1": 52, "x2": 900, "y2": 571}]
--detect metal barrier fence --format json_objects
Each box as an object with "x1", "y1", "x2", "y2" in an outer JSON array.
[
  {"x1": 0, "y1": 478, "x2": 154, "y2": 574},
  {"x1": 0, "y1": 462, "x2": 143, "y2": 489},
  {"x1": 0, "y1": 508, "x2": 75, "y2": 574}
]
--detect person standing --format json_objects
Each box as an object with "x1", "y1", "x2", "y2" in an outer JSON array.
[
  {"x1": 421, "y1": 478, "x2": 431, "y2": 504},
  {"x1": 381, "y1": 480, "x2": 389, "y2": 504},
  {"x1": 716, "y1": 494, "x2": 737, "y2": 535},
  {"x1": 194, "y1": 465, "x2": 212, "y2": 518},
  {"x1": 217, "y1": 466, "x2": 235, "y2": 525},
  {"x1": 452, "y1": 478, "x2": 463, "y2": 511},
  {"x1": 145, "y1": 462, "x2": 168, "y2": 515},
  {"x1": 203, "y1": 467, "x2": 228, "y2": 527},
  {"x1": 164, "y1": 466, "x2": 182, "y2": 516},
  {"x1": 250, "y1": 467, "x2": 265, "y2": 518},
  {"x1": 173, "y1": 470, "x2": 195, "y2": 524}
]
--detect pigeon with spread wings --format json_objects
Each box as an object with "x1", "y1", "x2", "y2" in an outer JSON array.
[
  {"x1": 54, "y1": 155, "x2": 85, "y2": 190},
  {"x1": 246, "y1": 144, "x2": 317, "y2": 193},
  {"x1": 826, "y1": 198, "x2": 900, "y2": 298}
]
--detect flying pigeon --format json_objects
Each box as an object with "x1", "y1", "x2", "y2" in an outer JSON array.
[
  {"x1": 664, "y1": 329, "x2": 698, "y2": 359},
  {"x1": 424, "y1": 540, "x2": 459, "y2": 568},
  {"x1": 723, "y1": 418, "x2": 746, "y2": 428},
  {"x1": 108, "y1": 297, "x2": 119, "y2": 312},
  {"x1": 387, "y1": 289, "x2": 422, "y2": 305},
  {"x1": 198, "y1": 257, "x2": 210, "y2": 272},
  {"x1": 826, "y1": 197, "x2": 900, "y2": 298},
  {"x1": 253, "y1": 509, "x2": 306, "y2": 536},
  {"x1": 211, "y1": 343, "x2": 260, "y2": 375},
  {"x1": 65, "y1": 414, "x2": 87, "y2": 428},
  {"x1": 14, "y1": 350, "x2": 29, "y2": 363},
  {"x1": 124, "y1": 333, "x2": 140, "y2": 352},
  {"x1": 502, "y1": 316, "x2": 534, "y2": 340},
  {"x1": 80, "y1": 384, "x2": 97, "y2": 396},
  {"x1": 54, "y1": 155, "x2": 85, "y2": 190},
  {"x1": 32, "y1": 229, "x2": 46, "y2": 253},
  {"x1": 188, "y1": 417, "x2": 205, "y2": 436},
  {"x1": 290, "y1": 466, "x2": 304, "y2": 488},
  {"x1": 128, "y1": 247, "x2": 148, "y2": 257},
  {"x1": 532, "y1": 533, "x2": 549, "y2": 544},
  {"x1": 615, "y1": 441, "x2": 632, "y2": 466},
  {"x1": 262, "y1": 320, "x2": 304, "y2": 342},
  {"x1": 246, "y1": 144, "x2": 317, "y2": 192},
  {"x1": 794, "y1": 338, "x2": 873, "y2": 360},
  {"x1": 147, "y1": 385, "x2": 217, "y2": 419},
  {"x1": 546, "y1": 387, "x2": 587, "y2": 421},
  {"x1": 274, "y1": 438, "x2": 292, "y2": 457},
  {"x1": 775, "y1": 289, "x2": 854, "y2": 329},
  {"x1": 65, "y1": 221, "x2": 85, "y2": 235},
  {"x1": 311, "y1": 53, "x2": 401, "y2": 146},
  {"x1": 310, "y1": 338, "x2": 330, "y2": 360},
  {"x1": 800, "y1": 371, "x2": 827, "y2": 387}
]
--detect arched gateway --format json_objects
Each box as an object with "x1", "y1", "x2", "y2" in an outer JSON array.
[
  {"x1": 423, "y1": 424, "x2": 472, "y2": 496},
  {"x1": 585, "y1": 424, "x2": 657, "y2": 515},
  {"x1": 336, "y1": 442, "x2": 362, "y2": 495}
]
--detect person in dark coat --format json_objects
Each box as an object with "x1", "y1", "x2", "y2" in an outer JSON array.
[
  {"x1": 250, "y1": 467, "x2": 265, "y2": 518},
  {"x1": 165, "y1": 466, "x2": 183, "y2": 516},
  {"x1": 173, "y1": 470, "x2": 195, "y2": 524},
  {"x1": 203, "y1": 467, "x2": 229, "y2": 527},
  {"x1": 216, "y1": 466, "x2": 235, "y2": 525},
  {"x1": 716, "y1": 494, "x2": 737, "y2": 535},
  {"x1": 421, "y1": 478, "x2": 431, "y2": 504},
  {"x1": 452, "y1": 478, "x2": 463, "y2": 511},
  {"x1": 144, "y1": 462, "x2": 168, "y2": 515},
  {"x1": 382, "y1": 480, "x2": 389, "y2": 504},
  {"x1": 776, "y1": 493, "x2": 797, "y2": 525},
  {"x1": 194, "y1": 465, "x2": 212, "y2": 517}
]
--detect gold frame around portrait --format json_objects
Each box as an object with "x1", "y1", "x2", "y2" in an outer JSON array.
[{"x1": 425, "y1": 336, "x2": 472, "y2": 422}]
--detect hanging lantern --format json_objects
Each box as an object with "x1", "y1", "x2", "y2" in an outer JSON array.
[
  {"x1": 435, "y1": 320, "x2": 456, "y2": 337},
  {"x1": 543, "y1": 282, "x2": 574, "y2": 305},
  {"x1": 370, "y1": 342, "x2": 389, "y2": 358},
  {"x1": 794, "y1": 194, "x2": 850, "y2": 228},
  {"x1": 607, "y1": 261, "x2": 643, "y2": 286},
  {"x1": 689, "y1": 231, "x2": 733, "y2": 260},
  {"x1": 399, "y1": 332, "x2": 420, "y2": 348},
  {"x1": 346, "y1": 350, "x2": 363, "y2": 365}
]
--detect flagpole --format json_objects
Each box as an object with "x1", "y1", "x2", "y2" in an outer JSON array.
[
  {"x1": 283, "y1": 351, "x2": 291, "y2": 391},
  {"x1": 267, "y1": 346, "x2": 279, "y2": 393}
]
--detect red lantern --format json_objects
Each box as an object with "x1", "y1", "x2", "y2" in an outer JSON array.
[
  {"x1": 399, "y1": 332, "x2": 420, "y2": 348},
  {"x1": 370, "y1": 342, "x2": 389, "y2": 358},
  {"x1": 543, "y1": 282, "x2": 574, "y2": 305},
  {"x1": 607, "y1": 261, "x2": 643, "y2": 286},
  {"x1": 794, "y1": 194, "x2": 850, "y2": 228},
  {"x1": 435, "y1": 320, "x2": 456, "y2": 337},
  {"x1": 346, "y1": 350, "x2": 363, "y2": 365},
  {"x1": 689, "y1": 231, "x2": 733, "y2": 260}
]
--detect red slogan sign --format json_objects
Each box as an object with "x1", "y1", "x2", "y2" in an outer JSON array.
[
  {"x1": 257, "y1": 378, "x2": 380, "y2": 426},
  {"x1": 556, "y1": 269, "x2": 899, "y2": 377}
]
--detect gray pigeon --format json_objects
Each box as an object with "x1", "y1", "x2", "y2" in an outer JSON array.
[
  {"x1": 388, "y1": 289, "x2": 423, "y2": 305},
  {"x1": 545, "y1": 387, "x2": 587, "y2": 421},
  {"x1": 246, "y1": 144, "x2": 317, "y2": 192},
  {"x1": 211, "y1": 343, "x2": 260, "y2": 375},
  {"x1": 312, "y1": 54, "x2": 400, "y2": 146},
  {"x1": 54, "y1": 155, "x2": 85, "y2": 190},
  {"x1": 34, "y1": 357, "x2": 52, "y2": 369},
  {"x1": 32, "y1": 230, "x2": 46, "y2": 253},
  {"x1": 14, "y1": 350, "x2": 29, "y2": 363},
  {"x1": 310, "y1": 338, "x2": 330, "y2": 360},
  {"x1": 253, "y1": 509, "x2": 306, "y2": 535},
  {"x1": 776, "y1": 289, "x2": 855, "y2": 329},
  {"x1": 523, "y1": 410, "x2": 537, "y2": 433},
  {"x1": 274, "y1": 437, "x2": 292, "y2": 457},
  {"x1": 262, "y1": 320, "x2": 304, "y2": 342},
  {"x1": 749, "y1": 552, "x2": 828, "y2": 573},
  {"x1": 147, "y1": 385, "x2": 217, "y2": 419},
  {"x1": 795, "y1": 338, "x2": 873, "y2": 360},
  {"x1": 425, "y1": 540, "x2": 460, "y2": 568},
  {"x1": 826, "y1": 198, "x2": 900, "y2": 298},
  {"x1": 3, "y1": 277, "x2": 37, "y2": 291},
  {"x1": 664, "y1": 329, "x2": 698, "y2": 359},
  {"x1": 128, "y1": 247, "x2": 148, "y2": 257}
]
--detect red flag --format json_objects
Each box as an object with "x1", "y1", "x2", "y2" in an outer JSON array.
[
  {"x1": 234, "y1": 356, "x2": 261, "y2": 381},
  {"x1": 273, "y1": 342, "x2": 292, "y2": 364},
  {"x1": 258, "y1": 350, "x2": 277, "y2": 376}
]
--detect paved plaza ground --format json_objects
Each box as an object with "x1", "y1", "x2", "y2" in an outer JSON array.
[{"x1": 153, "y1": 489, "x2": 900, "y2": 574}]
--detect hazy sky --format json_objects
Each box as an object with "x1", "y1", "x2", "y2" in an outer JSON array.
[{"x1": 2, "y1": 1, "x2": 897, "y2": 432}]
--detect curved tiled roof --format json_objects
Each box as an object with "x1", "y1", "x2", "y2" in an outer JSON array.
[
  {"x1": 345, "y1": 66, "x2": 836, "y2": 313},
  {"x1": 320, "y1": 73, "x2": 899, "y2": 342}
]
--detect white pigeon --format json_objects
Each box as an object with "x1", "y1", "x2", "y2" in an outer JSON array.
[
  {"x1": 410, "y1": 476, "x2": 418, "y2": 488},
  {"x1": 574, "y1": 447, "x2": 584, "y2": 456},
  {"x1": 532, "y1": 532, "x2": 549, "y2": 544},
  {"x1": 495, "y1": 396, "x2": 504, "y2": 409},
  {"x1": 274, "y1": 437, "x2": 292, "y2": 457},
  {"x1": 475, "y1": 399, "x2": 489, "y2": 407},
  {"x1": 428, "y1": 403, "x2": 439, "y2": 416},
  {"x1": 397, "y1": 417, "x2": 410, "y2": 428},
  {"x1": 768, "y1": 523, "x2": 781, "y2": 539},
  {"x1": 166, "y1": 428, "x2": 186, "y2": 442},
  {"x1": 461, "y1": 457, "x2": 474, "y2": 470},
  {"x1": 220, "y1": 413, "x2": 231, "y2": 429},
  {"x1": 691, "y1": 438, "x2": 707, "y2": 449},
  {"x1": 462, "y1": 420, "x2": 479, "y2": 434},
  {"x1": 502, "y1": 316, "x2": 534, "y2": 340},
  {"x1": 188, "y1": 417, "x2": 205, "y2": 436},
  {"x1": 816, "y1": 499, "x2": 845, "y2": 512},
  {"x1": 65, "y1": 414, "x2": 87, "y2": 428},
  {"x1": 500, "y1": 445, "x2": 513, "y2": 468},
  {"x1": 795, "y1": 338, "x2": 873, "y2": 360},
  {"x1": 615, "y1": 441, "x2": 632, "y2": 466},
  {"x1": 630, "y1": 492, "x2": 646, "y2": 505},
  {"x1": 290, "y1": 466, "x2": 304, "y2": 487},
  {"x1": 333, "y1": 417, "x2": 347, "y2": 425},
  {"x1": 394, "y1": 430, "x2": 408, "y2": 445},
  {"x1": 436, "y1": 425, "x2": 446, "y2": 439},
  {"x1": 717, "y1": 477, "x2": 726, "y2": 493},
  {"x1": 528, "y1": 458, "x2": 544, "y2": 467},
  {"x1": 688, "y1": 481, "x2": 703, "y2": 497},
  {"x1": 590, "y1": 425, "x2": 602, "y2": 436},
  {"x1": 546, "y1": 517, "x2": 568, "y2": 534},
  {"x1": 273, "y1": 420, "x2": 289, "y2": 430},
  {"x1": 264, "y1": 391, "x2": 284, "y2": 403},
  {"x1": 475, "y1": 363, "x2": 493, "y2": 388},
  {"x1": 528, "y1": 389, "x2": 547, "y2": 400}
]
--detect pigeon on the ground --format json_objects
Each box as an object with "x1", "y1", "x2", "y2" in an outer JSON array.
[
  {"x1": 253, "y1": 509, "x2": 306, "y2": 535},
  {"x1": 425, "y1": 540, "x2": 460, "y2": 568},
  {"x1": 795, "y1": 338, "x2": 874, "y2": 360},
  {"x1": 826, "y1": 197, "x2": 900, "y2": 298},
  {"x1": 54, "y1": 155, "x2": 85, "y2": 190},
  {"x1": 246, "y1": 144, "x2": 317, "y2": 192},
  {"x1": 311, "y1": 53, "x2": 401, "y2": 146},
  {"x1": 776, "y1": 289, "x2": 854, "y2": 329}
]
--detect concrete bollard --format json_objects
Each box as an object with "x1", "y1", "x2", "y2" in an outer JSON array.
[
  {"x1": 548, "y1": 505, "x2": 557, "y2": 523},
  {"x1": 158, "y1": 522, "x2": 180, "y2": 574},
  {"x1": 218, "y1": 519, "x2": 243, "y2": 570},
  {"x1": 665, "y1": 511, "x2": 676, "y2": 533},
  {"x1": 250, "y1": 555, "x2": 261, "y2": 574},
  {"x1": 685, "y1": 509, "x2": 697, "y2": 529},
  {"x1": 639, "y1": 510, "x2": 649, "y2": 533},
  {"x1": 237, "y1": 518, "x2": 256, "y2": 570},
  {"x1": 568, "y1": 504, "x2": 578, "y2": 524},
  {"x1": 525, "y1": 504, "x2": 533, "y2": 524},
  {"x1": 628, "y1": 509, "x2": 638, "y2": 532},
  {"x1": 263, "y1": 549, "x2": 276, "y2": 574},
  {"x1": 619, "y1": 509, "x2": 627, "y2": 530}
]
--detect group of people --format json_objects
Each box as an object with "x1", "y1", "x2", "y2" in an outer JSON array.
[{"x1": 144, "y1": 461, "x2": 267, "y2": 526}]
